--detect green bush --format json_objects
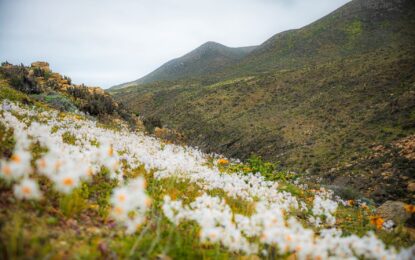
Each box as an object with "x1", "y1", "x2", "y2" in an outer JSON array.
[
  {"x1": 67, "y1": 85, "x2": 116, "y2": 116},
  {"x1": 143, "y1": 116, "x2": 163, "y2": 133},
  {"x1": 246, "y1": 155, "x2": 297, "y2": 181},
  {"x1": 0, "y1": 64, "x2": 42, "y2": 94},
  {"x1": 32, "y1": 93, "x2": 77, "y2": 112},
  {"x1": 227, "y1": 155, "x2": 298, "y2": 182}
]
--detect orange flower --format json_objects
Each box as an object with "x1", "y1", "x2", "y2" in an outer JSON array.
[
  {"x1": 145, "y1": 198, "x2": 152, "y2": 207},
  {"x1": 113, "y1": 206, "x2": 123, "y2": 215},
  {"x1": 404, "y1": 204, "x2": 415, "y2": 214},
  {"x1": 11, "y1": 154, "x2": 21, "y2": 163},
  {"x1": 108, "y1": 146, "x2": 114, "y2": 157},
  {"x1": 86, "y1": 167, "x2": 93, "y2": 177},
  {"x1": 63, "y1": 177, "x2": 74, "y2": 186},
  {"x1": 217, "y1": 158, "x2": 229, "y2": 165},
  {"x1": 1, "y1": 165, "x2": 12, "y2": 176},
  {"x1": 38, "y1": 159, "x2": 46, "y2": 169},
  {"x1": 347, "y1": 200, "x2": 354, "y2": 206},
  {"x1": 22, "y1": 186, "x2": 32, "y2": 195},
  {"x1": 370, "y1": 216, "x2": 384, "y2": 229},
  {"x1": 118, "y1": 194, "x2": 126, "y2": 202},
  {"x1": 54, "y1": 160, "x2": 62, "y2": 171}
]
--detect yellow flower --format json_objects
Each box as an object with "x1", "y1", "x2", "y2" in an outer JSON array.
[
  {"x1": 217, "y1": 158, "x2": 229, "y2": 165},
  {"x1": 89, "y1": 204, "x2": 99, "y2": 209},
  {"x1": 404, "y1": 204, "x2": 415, "y2": 214},
  {"x1": 370, "y1": 216, "x2": 384, "y2": 229},
  {"x1": 361, "y1": 204, "x2": 369, "y2": 210}
]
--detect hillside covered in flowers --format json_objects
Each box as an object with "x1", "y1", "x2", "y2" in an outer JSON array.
[{"x1": 0, "y1": 69, "x2": 414, "y2": 259}]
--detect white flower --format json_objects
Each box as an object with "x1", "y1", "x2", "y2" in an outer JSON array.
[
  {"x1": 0, "y1": 149, "x2": 32, "y2": 181},
  {"x1": 310, "y1": 193, "x2": 338, "y2": 226},
  {"x1": 201, "y1": 227, "x2": 222, "y2": 243},
  {"x1": 125, "y1": 215, "x2": 145, "y2": 234},
  {"x1": 110, "y1": 177, "x2": 150, "y2": 231},
  {"x1": 52, "y1": 171, "x2": 81, "y2": 194},
  {"x1": 13, "y1": 178, "x2": 42, "y2": 200},
  {"x1": 383, "y1": 220, "x2": 395, "y2": 231}
]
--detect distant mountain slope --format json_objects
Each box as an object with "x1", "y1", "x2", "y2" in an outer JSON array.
[
  {"x1": 223, "y1": 0, "x2": 415, "y2": 76},
  {"x1": 111, "y1": 0, "x2": 415, "y2": 203},
  {"x1": 111, "y1": 42, "x2": 256, "y2": 89}
]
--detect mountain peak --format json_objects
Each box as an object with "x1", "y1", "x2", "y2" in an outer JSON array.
[
  {"x1": 111, "y1": 42, "x2": 257, "y2": 88},
  {"x1": 200, "y1": 41, "x2": 224, "y2": 47},
  {"x1": 190, "y1": 41, "x2": 230, "y2": 56}
]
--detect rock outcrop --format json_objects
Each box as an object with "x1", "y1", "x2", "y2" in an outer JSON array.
[
  {"x1": 31, "y1": 61, "x2": 50, "y2": 71},
  {"x1": 376, "y1": 200, "x2": 411, "y2": 225}
]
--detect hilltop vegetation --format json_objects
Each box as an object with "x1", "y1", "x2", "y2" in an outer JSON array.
[
  {"x1": 0, "y1": 61, "x2": 142, "y2": 130},
  {"x1": 110, "y1": 0, "x2": 415, "y2": 203}
]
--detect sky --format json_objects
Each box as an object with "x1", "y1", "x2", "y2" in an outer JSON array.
[{"x1": 0, "y1": 0, "x2": 350, "y2": 88}]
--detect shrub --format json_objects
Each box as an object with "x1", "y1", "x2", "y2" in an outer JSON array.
[
  {"x1": 0, "y1": 64, "x2": 42, "y2": 94},
  {"x1": 33, "y1": 67, "x2": 45, "y2": 77},
  {"x1": 32, "y1": 93, "x2": 78, "y2": 112},
  {"x1": 63, "y1": 76, "x2": 72, "y2": 85},
  {"x1": 143, "y1": 116, "x2": 163, "y2": 133},
  {"x1": 67, "y1": 86, "x2": 116, "y2": 116}
]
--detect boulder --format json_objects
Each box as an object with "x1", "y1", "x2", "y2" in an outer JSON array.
[
  {"x1": 31, "y1": 61, "x2": 50, "y2": 71},
  {"x1": 376, "y1": 200, "x2": 411, "y2": 225},
  {"x1": 408, "y1": 182, "x2": 415, "y2": 193}
]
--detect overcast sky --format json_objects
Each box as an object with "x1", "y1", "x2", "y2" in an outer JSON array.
[{"x1": 0, "y1": 0, "x2": 350, "y2": 88}]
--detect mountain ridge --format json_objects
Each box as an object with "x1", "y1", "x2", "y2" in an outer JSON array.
[
  {"x1": 113, "y1": 0, "x2": 414, "y2": 90},
  {"x1": 111, "y1": 41, "x2": 257, "y2": 89}
]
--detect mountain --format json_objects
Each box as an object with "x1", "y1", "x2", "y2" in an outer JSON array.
[
  {"x1": 216, "y1": 0, "x2": 415, "y2": 77},
  {"x1": 110, "y1": 0, "x2": 415, "y2": 203},
  {"x1": 111, "y1": 42, "x2": 256, "y2": 89}
]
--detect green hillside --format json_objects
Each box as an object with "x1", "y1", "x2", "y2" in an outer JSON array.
[
  {"x1": 225, "y1": 0, "x2": 415, "y2": 76},
  {"x1": 110, "y1": 0, "x2": 415, "y2": 203}
]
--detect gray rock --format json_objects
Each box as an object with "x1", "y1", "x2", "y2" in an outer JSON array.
[{"x1": 376, "y1": 200, "x2": 411, "y2": 225}]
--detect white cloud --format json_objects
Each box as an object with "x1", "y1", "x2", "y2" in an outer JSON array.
[{"x1": 0, "y1": 0, "x2": 350, "y2": 88}]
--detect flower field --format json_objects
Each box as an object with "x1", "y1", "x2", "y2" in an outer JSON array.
[{"x1": 0, "y1": 86, "x2": 414, "y2": 259}]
